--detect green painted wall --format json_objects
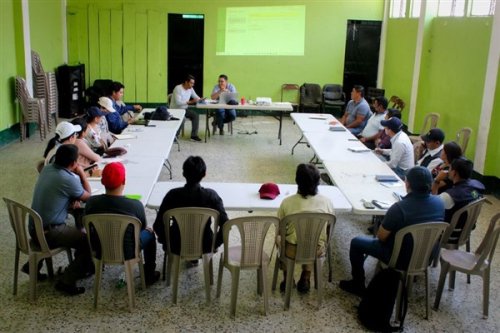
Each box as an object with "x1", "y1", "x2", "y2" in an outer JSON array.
[
  {"x1": 484, "y1": 67, "x2": 500, "y2": 176},
  {"x1": 66, "y1": 0, "x2": 384, "y2": 103}
]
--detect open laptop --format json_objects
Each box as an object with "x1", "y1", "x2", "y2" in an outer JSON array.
[{"x1": 219, "y1": 91, "x2": 239, "y2": 104}]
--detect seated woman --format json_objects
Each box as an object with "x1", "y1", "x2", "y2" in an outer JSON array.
[
  {"x1": 431, "y1": 141, "x2": 462, "y2": 194},
  {"x1": 85, "y1": 106, "x2": 110, "y2": 154},
  {"x1": 71, "y1": 117, "x2": 102, "y2": 177},
  {"x1": 43, "y1": 121, "x2": 80, "y2": 165},
  {"x1": 277, "y1": 163, "x2": 334, "y2": 293}
]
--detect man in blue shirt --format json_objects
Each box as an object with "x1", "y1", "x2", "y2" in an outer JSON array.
[
  {"x1": 338, "y1": 85, "x2": 372, "y2": 135},
  {"x1": 339, "y1": 166, "x2": 445, "y2": 296},
  {"x1": 109, "y1": 81, "x2": 142, "y2": 116},
  {"x1": 210, "y1": 74, "x2": 237, "y2": 135}
]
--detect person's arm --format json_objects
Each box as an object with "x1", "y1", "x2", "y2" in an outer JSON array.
[
  {"x1": 172, "y1": 86, "x2": 188, "y2": 109},
  {"x1": 386, "y1": 142, "x2": 402, "y2": 168},
  {"x1": 187, "y1": 89, "x2": 201, "y2": 105},
  {"x1": 211, "y1": 85, "x2": 223, "y2": 100},
  {"x1": 431, "y1": 170, "x2": 449, "y2": 194},
  {"x1": 438, "y1": 192, "x2": 455, "y2": 210},
  {"x1": 377, "y1": 203, "x2": 402, "y2": 242},
  {"x1": 346, "y1": 113, "x2": 367, "y2": 129},
  {"x1": 77, "y1": 140, "x2": 102, "y2": 164},
  {"x1": 74, "y1": 164, "x2": 91, "y2": 202},
  {"x1": 377, "y1": 225, "x2": 391, "y2": 242}
]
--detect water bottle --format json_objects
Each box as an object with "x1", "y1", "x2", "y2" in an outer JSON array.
[
  {"x1": 240, "y1": 97, "x2": 246, "y2": 105},
  {"x1": 116, "y1": 272, "x2": 126, "y2": 289}
]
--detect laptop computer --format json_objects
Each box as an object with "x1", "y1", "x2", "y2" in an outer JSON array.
[{"x1": 219, "y1": 91, "x2": 239, "y2": 104}]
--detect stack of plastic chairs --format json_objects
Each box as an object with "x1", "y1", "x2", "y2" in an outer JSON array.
[
  {"x1": 32, "y1": 51, "x2": 58, "y2": 132},
  {"x1": 15, "y1": 76, "x2": 47, "y2": 141}
]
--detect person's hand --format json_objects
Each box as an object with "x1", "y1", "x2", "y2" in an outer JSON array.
[
  {"x1": 146, "y1": 227, "x2": 154, "y2": 234},
  {"x1": 435, "y1": 170, "x2": 448, "y2": 182},
  {"x1": 329, "y1": 119, "x2": 339, "y2": 125},
  {"x1": 74, "y1": 164, "x2": 86, "y2": 178},
  {"x1": 128, "y1": 117, "x2": 136, "y2": 124},
  {"x1": 90, "y1": 168, "x2": 102, "y2": 177},
  {"x1": 375, "y1": 148, "x2": 382, "y2": 155},
  {"x1": 70, "y1": 200, "x2": 82, "y2": 210},
  {"x1": 133, "y1": 105, "x2": 142, "y2": 112},
  {"x1": 360, "y1": 137, "x2": 366, "y2": 143}
]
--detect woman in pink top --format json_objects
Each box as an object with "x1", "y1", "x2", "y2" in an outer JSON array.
[{"x1": 71, "y1": 117, "x2": 102, "y2": 177}]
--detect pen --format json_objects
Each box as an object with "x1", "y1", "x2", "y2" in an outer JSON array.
[{"x1": 348, "y1": 139, "x2": 358, "y2": 141}]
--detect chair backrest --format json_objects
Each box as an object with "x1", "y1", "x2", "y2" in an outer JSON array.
[
  {"x1": 441, "y1": 197, "x2": 486, "y2": 248},
  {"x1": 281, "y1": 84, "x2": 299, "y2": 103},
  {"x1": 389, "y1": 95, "x2": 405, "y2": 111},
  {"x1": 164, "y1": 207, "x2": 219, "y2": 259},
  {"x1": 366, "y1": 87, "x2": 385, "y2": 102},
  {"x1": 300, "y1": 83, "x2": 322, "y2": 105},
  {"x1": 455, "y1": 127, "x2": 472, "y2": 155},
  {"x1": 420, "y1": 113, "x2": 440, "y2": 135},
  {"x1": 279, "y1": 212, "x2": 336, "y2": 263},
  {"x1": 322, "y1": 84, "x2": 344, "y2": 101},
  {"x1": 31, "y1": 50, "x2": 44, "y2": 75},
  {"x1": 222, "y1": 216, "x2": 279, "y2": 268},
  {"x1": 83, "y1": 214, "x2": 142, "y2": 264},
  {"x1": 473, "y1": 213, "x2": 500, "y2": 268},
  {"x1": 167, "y1": 93, "x2": 172, "y2": 107},
  {"x1": 3, "y1": 197, "x2": 51, "y2": 255},
  {"x1": 15, "y1": 76, "x2": 30, "y2": 110},
  {"x1": 388, "y1": 222, "x2": 448, "y2": 274}
]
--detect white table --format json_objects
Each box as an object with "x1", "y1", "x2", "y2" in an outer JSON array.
[
  {"x1": 146, "y1": 182, "x2": 352, "y2": 213},
  {"x1": 290, "y1": 113, "x2": 335, "y2": 154},
  {"x1": 196, "y1": 102, "x2": 293, "y2": 144}
]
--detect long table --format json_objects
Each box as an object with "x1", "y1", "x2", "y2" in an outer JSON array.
[
  {"x1": 290, "y1": 112, "x2": 406, "y2": 216},
  {"x1": 88, "y1": 109, "x2": 185, "y2": 206},
  {"x1": 195, "y1": 102, "x2": 293, "y2": 144},
  {"x1": 146, "y1": 182, "x2": 352, "y2": 213}
]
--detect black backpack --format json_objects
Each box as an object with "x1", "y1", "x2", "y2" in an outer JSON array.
[{"x1": 358, "y1": 268, "x2": 408, "y2": 332}]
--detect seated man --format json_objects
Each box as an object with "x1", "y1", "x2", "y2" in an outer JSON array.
[
  {"x1": 359, "y1": 96, "x2": 388, "y2": 149},
  {"x1": 30, "y1": 144, "x2": 93, "y2": 295},
  {"x1": 277, "y1": 163, "x2": 334, "y2": 293},
  {"x1": 109, "y1": 81, "x2": 142, "y2": 119},
  {"x1": 99, "y1": 96, "x2": 134, "y2": 134},
  {"x1": 153, "y1": 156, "x2": 228, "y2": 258},
  {"x1": 337, "y1": 85, "x2": 372, "y2": 135},
  {"x1": 339, "y1": 166, "x2": 444, "y2": 296},
  {"x1": 375, "y1": 117, "x2": 414, "y2": 179},
  {"x1": 210, "y1": 74, "x2": 237, "y2": 135},
  {"x1": 375, "y1": 109, "x2": 402, "y2": 150},
  {"x1": 416, "y1": 128, "x2": 445, "y2": 171},
  {"x1": 85, "y1": 162, "x2": 160, "y2": 286},
  {"x1": 170, "y1": 74, "x2": 203, "y2": 142},
  {"x1": 439, "y1": 158, "x2": 485, "y2": 225}
]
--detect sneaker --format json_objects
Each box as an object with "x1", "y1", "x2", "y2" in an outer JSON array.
[
  {"x1": 297, "y1": 278, "x2": 311, "y2": 294},
  {"x1": 185, "y1": 260, "x2": 199, "y2": 268},
  {"x1": 146, "y1": 271, "x2": 161, "y2": 286},
  {"x1": 55, "y1": 281, "x2": 85, "y2": 296},
  {"x1": 212, "y1": 121, "x2": 217, "y2": 135},
  {"x1": 339, "y1": 279, "x2": 366, "y2": 297},
  {"x1": 21, "y1": 262, "x2": 48, "y2": 281},
  {"x1": 190, "y1": 136, "x2": 202, "y2": 142}
]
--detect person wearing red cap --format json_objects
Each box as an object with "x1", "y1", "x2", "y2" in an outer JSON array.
[
  {"x1": 85, "y1": 162, "x2": 160, "y2": 286},
  {"x1": 277, "y1": 163, "x2": 334, "y2": 293},
  {"x1": 153, "y1": 156, "x2": 228, "y2": 264}
]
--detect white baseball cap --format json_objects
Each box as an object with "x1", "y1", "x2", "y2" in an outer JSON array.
[
  {"x1": 55, "y1": 121, "x2": 81, "y2": 140},
  {"x1": 98, "y1": 96, "x2": 115, "y2": 112}
]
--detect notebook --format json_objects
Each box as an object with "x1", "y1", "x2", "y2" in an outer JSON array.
[
  {"x1": 375, "y1": 175, "x2": 399, "y2": 182},
  {"x1": 348, "y1": 147, "x2": 371, "y2": 153},
  {"x1": 329, "y1": 126, "x2": 346, "y2": 132}
]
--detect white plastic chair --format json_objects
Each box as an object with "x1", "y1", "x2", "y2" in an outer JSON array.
[
  {"x1": 409, "y1": 112, "x2": 440, "y2": 143},
  {"x1": 434, "y1": 213, "x2": 500, "y2": 319},
  {"x1": 163, "y1": 207, "x2": 219, "y2": 304},
  {"x1": 215, "y1": 216, "x2": 279, "y2": 317},
  {"x1": 271, "y1": 212, "x2": 336, "y2": 310},
  {"x1": 83, "y1": 214, "x2": 146, "y2": 312},
  {"x1": 15, "y1": 76, "x2": 48, "y2": 141},
  {"x1": 455, "y1": 127, "x2": 472, "y2": 155},
  {"x1": 4, "y1": 197, "x2": 72, "y2": 301}
]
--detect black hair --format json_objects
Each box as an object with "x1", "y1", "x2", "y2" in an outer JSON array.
[
  {"x1": 111, "y1": 81, "x2": 125, "y2": 94},
  {"x1": 353, "y1": 85, "x2": 365, "y2": 97},
  {"x1": 296, "y1": 163, "x2": 320, "y2": 198},
  {"x1": 182, "y1": 156, "x2": 206, "y2": 184},
  {"x1": 43, "y1": 136, "x2": 59, "y2": 158},
  {"x1": 218, "y1": 74, "x2": 228, "y2": 81},
  {"x1": 387, "y1": 108, "x2": 402, "y2": 119},
  {"x1": 184, "y1": 74, "x2": 195, "y2": 83},
  {"x1": 54, "y1": 144, "x2": 79, "y2": 168},
  {"x1": 71, "y1": 117, "x2": 87, "y2": 138},
  {"x1": 374, "y1": 96, "x2": 388, "y2": 109},
  {"x1": 450, "y1": 157, "x2": 473, "y2": 180},
  {"x1": 443, "y1": 141, "x2": 462, "y2": 164}
]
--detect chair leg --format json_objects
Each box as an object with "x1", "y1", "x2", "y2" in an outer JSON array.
[
  {"x1": 313, "y1": 261, "x2": 318, "y2": 290},
  {"x1": 229, "y1": 268, "x2": 240, "y2": 318},
  {"x1": 425, "y1": 270, "x2": 430, "y2": 319},
  {"x1": 261, "y1": 264, "x2": 269, "y2": 316},
  {"x1": 394, "y1": 277, "x2": 405, "y2": 323},
  {"x1": 271, "y1": 256, "x2": 280, "y2": 291},
  {"x1": 284, "y1": 261, "x2": 295, "y2": 310},
  {"x1": 216, "y1": 254, "x2": 224, "y2": 298},
  {"x1": 13, "y1": 248, "x2": 20, "y2": 295},
  {"x1": 29, "y1": 257, "x2": 38, "y2": 302},
  {"x1": 45, "y1": 258, "x2": 54, "y2": 278},
  {"x1": 125, "y1": 261, "x2": 135, "y2": 312},
  {"x1": 466, "y1": 240, "x2": 471, "y2": 284},
  {"x1": 449, "y1": 270, "x2": 456, "y2": 291},
  {"x1": 209, "y1": 257, "x2": 214, "y2": 286},
  {"x1": 166, "y1": 253, "x2": 173, "y2": 287},
  {"x1": 162, "y1": 252, "x2": 167, "y2": 281},
  {"x1": 66, "y1": 249, "x2": 73, "y2": 263},
  {"x1": 327, "y1": 243, "x2": 333, "y2": 283},
  {"x1": 257, "y1": 268, "x2": 263, "y2": 295},
  {"x1": 202, "y1": 254, "x2": 212, "y2": 304},
  {"x1": 483, "y1": 269, "x2": 490, "y2": 319},
  {"x1": 433, "y1": 261, "x2": 450, "y2": 310},
  {"x1": 171, "y1": 255, "x2": 180, "y2": 304},
  {"x1": 93, "y1": 261, "x2": 102, "y2": 309},
  {"x1": 138, "y1": 260, "x2": 146, "y2": 290},
  {"x1": 316, "y1": 260, "x2": 324, "y2": 308}
]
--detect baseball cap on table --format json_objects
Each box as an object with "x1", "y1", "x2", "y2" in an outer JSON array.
[
  {"x1": 55, "y1": 121, "x2": 81, "y2": 140},
  {"x1": 421, "y1": 128, "x2": 445, "y2": 143},
  {"x1": 259, "y1": 182, "x2": 280, "y2": 200},
  {"x1": 87, "y1": 106, "x2": 105, "y2": 118},
  {"x1": 98, "y1": 97, "x2": 115, "y2": 112},
  {"x1": 101, "y1": 162, "x2": 126, "y2": 189},
  {"x1": 380, "y1": 117, "x2": 403, "y2": 132},
  {"x1": 405, "y1": 166, "x2": 433, "y2": 193}
]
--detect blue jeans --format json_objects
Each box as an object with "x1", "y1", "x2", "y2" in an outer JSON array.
[
  {"x1": 349, "y1": 236, "x2": 391, "y2": 283},
  {"x1": 140, "y1": 230, "x2": 157, "y2": 275},
  {"x1": 215, "y1": 108, "x2": 236, "y2": 129}
]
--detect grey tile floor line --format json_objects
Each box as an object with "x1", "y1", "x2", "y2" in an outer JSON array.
[{"x1": 0, "y1": 115, "x2": 498, "y2": 332}]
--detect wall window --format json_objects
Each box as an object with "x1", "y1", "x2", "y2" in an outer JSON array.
[
  {"x1": 410, "y1": 0, "x2": 422, "y2": 17},
  {"x1": 438, "y1": 0, "x2": 466, "y2": 17},
  {"x1": 390, "y1": 0, "x2": 406, "y2": 18},
  {"x1": 470, "y1": 0, "x2": 496, "y2": 16}
]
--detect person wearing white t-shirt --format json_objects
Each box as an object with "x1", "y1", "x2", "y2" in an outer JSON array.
[
  {"x1": 170, "y1": 74, "x2": 203, "y2": 142},
  {"x1": 359, "y1": 96, "x2": 388, "y2": 149}
]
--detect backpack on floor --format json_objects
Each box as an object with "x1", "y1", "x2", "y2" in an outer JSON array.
[{"x1": 358, "y1": 268, "x2": 408, "y2": 332}]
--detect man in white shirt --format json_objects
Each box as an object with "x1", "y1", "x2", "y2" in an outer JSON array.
[
  {"x1": 376, "y1": 117, "x2": 414, "y2": 179},
  {"x1": 359, "y1": 96, "x2": 388, "y2": 149},
  {"x1": 170, "y1": 74, "x2": 203, "y2": 142},
  {"x1": 416, "y1": 128, "x2": 445, "y2": 172}
]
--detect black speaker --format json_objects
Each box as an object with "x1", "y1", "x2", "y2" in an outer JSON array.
[{"x1": 56, "y1": 64, "x2": 85, "y2": 118}]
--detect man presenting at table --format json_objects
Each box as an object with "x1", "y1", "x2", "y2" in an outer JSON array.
[
  {"x1": 337, "y1": 85, "x2": 372, "y2": 135},
  {"x1": 170, "y1": 74, "x2": 203, "y2": 142},
  {"x1": 210, "y1": 74, "x2": 237, "y2": 135}
]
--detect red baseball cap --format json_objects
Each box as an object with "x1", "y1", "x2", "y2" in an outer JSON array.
[
  {"x1": 101, "y1": 162, "x2": 126, "y2": 189},
  {"x1": 259, "y1": 182, "x2": 280, "y2": 200}
]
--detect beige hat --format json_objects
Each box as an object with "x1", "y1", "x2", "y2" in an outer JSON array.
[{"x1": 98, "y1": 97, "x2": 115, "y2": 112}]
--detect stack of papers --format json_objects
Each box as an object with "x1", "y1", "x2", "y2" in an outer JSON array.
[
  {"x1": 112, "y1": 134, "x2": 137, "y2": 140},
  {"x1": 375, "y1": 175, "x2": 399, "y2": 182},
  {"x1": 348, "y1": 147, "x2": 371, "y2": 152}
]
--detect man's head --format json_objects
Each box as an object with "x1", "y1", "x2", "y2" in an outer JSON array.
[
  {"x1": 296, "y1": 163, "x2": 320, "y2": 197},
  {"x1": 350, "y1": 85, "x2": 365, "y2": 102},
  {"x1": 183, "y1": 74, "x2": 195, "y2": 89},
  {"x1": 373, "y1": 96, "x2": 388, "y2": 114},
  {"x1": 54, "y1": 144, "x2": 79, "y2": 169},
  {"x1": 218, "y1": 74, "x2": 228, "y2": 88},
  {"x1": 101, "y1": 162, "x2": 126, "y2": 192},
  {"x1": 386, "y1": 108, "x2": 402, "y2": 120},
  {"x1": 449, "y1": 158, "x2": 473, "y2": 182},
  {"x1": 405, "y1": 166, "x2": 433, "y2": 194},
  {"x1": 110, "y1": 82, "x2": 125, "y2": 101},
  {"x1": 182, "y1": 156, "x2": 206, "y2": 184},
  {"x1": 421, "y1": 128, "x2": 445, "y2": 150},
  {"x1": 380, "y1": 117, "x2": 403, "y2": 136}
]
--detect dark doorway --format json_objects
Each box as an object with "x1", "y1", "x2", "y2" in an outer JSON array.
[
  {"x1": 342, "y1": 20, "x2": 382, "y2": 101},
  {"x1": 168, "y1": 14, "x2": 204, "y2": 96}
]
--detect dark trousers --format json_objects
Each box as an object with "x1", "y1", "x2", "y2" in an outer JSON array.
[
  {"x1": 140, "y1": 230, "x2": 157, "y2": 276},
  {"x1": 349, "y1": 236, "x2": 391, "y2": 283},
  {"x1": 215, "y1": 108, "x2": 236, "y2": 129}
]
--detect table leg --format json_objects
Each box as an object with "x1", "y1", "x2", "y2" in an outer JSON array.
[
  {"x1": 278, "y1": 112, "x2": 283, "y2": 145},
  {"x1": 205, "y1": 110, "x2": 209, "y2": 143}
]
